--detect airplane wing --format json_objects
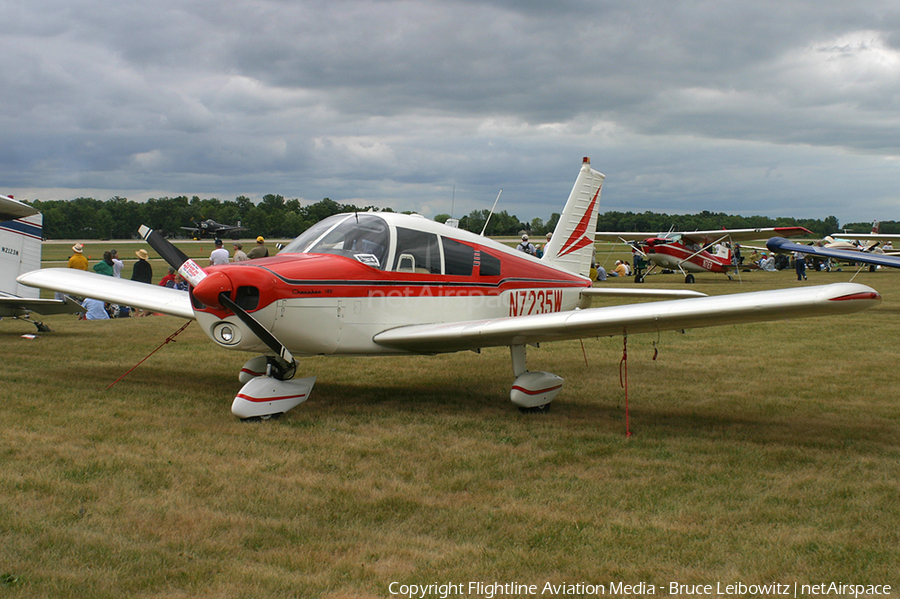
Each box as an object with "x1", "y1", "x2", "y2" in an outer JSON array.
[
  {"x1": 594, "y1": 231, "x2": 660, "y2": 241},
  {"x1": 215, "y1": 225, "x2": 247, "y2": 233},
  {"x1": 767, "y1": 237, "x2": 900, "y2": 269},
  {"x1": 0, "y1": 195, "x2": 39, "y2": 220},
  {"x1": 373, "y1": 283, "x2": 879, "y2": 354},
  {"x1": 16, "y1": 269, "x2": 195, "y2": 319},
  {"x1": 595, "y1": 227, "x2": 811, "y2": 244},
  {"x1": 679, "y1": 227, "x2": 812, "y2": 244},
  {"x1": 830, "y1": 233, "x2": 900, "y2": 242},
  {"x1": 0, "y1": 294, "x2": 85, "y2": 317},
  {"x1": 180, "y1": 226, "x2": 200, "y2": 233}
]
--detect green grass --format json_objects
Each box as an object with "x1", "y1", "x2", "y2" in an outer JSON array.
[{"x1": 1, "y1": 256, "x2": 899, "y2": 597}]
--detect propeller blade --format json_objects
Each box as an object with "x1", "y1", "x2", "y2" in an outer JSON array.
[
  {"x1": 138, "y1": 224, "x2": 207, "y2": 286},
  {"x1": 217, "y1": 292, "x2": 296, "y2": 380},
  {"x1": 138, "y1": 225, "x2": 190, "y2": 269}
]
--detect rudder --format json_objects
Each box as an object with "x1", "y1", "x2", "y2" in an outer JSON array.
[{"x1": 541, "y1": 157, "x2": 605, "y2": 278}]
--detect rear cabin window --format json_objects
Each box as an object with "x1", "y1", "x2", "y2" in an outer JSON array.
[
  {"x1": 393, "y1": 227, "x2": 442, "y2": 274},
  {"x1": 442, "y1": 238, "x2": 474, "y2": 276},
  {"x1": 480, "y1": 251, "x2": 501, "y2": 276}
]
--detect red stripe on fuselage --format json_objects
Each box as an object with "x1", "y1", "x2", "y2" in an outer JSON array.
[{"x1": 194, "y1": 249, "x2": 589, "y2": 317}]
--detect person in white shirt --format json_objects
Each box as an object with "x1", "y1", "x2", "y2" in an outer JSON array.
[
  {"x1": 209, "y1": 239, "x2": 230, "y2": 266},
  {"x1": 110, "y1": 249, "x2": 125, "y2": 277}
]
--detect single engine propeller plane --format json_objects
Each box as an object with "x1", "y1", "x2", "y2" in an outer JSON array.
[
  {"x1": 0, "y1": 195, "x2": 84, "y2": 331},
  {"x1": 595, "y1": 227, "x2": 812, "y2": 283},
  {"x1": 181, "y1": 218, "x2": 247, "y2": 239},
  {"x1": 19, "y1": 159, "x2": 881, "y2": 419}
]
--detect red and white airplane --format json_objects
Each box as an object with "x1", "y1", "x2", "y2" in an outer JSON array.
[
  {"x1": 595, "y1": 227, "x2": 812, "y2": 283},
  {"x1": 19, "y1": 159, "x2": 881, "y2": 419}
]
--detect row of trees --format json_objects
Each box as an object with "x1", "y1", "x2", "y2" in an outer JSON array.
[
  {"x1": 27, "y1": 196, "x2": 847, "y2": 240},
  {"x1": 30, "y1": 195, "x2": 385, "y2": 240}
]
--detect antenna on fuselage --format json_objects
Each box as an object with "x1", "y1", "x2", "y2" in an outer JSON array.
[
  {"x1": 480, "y1": 189, "x2": 503, "y2": 236},
  {"x1": 451, "y1": 185, "x2": 456, "y2": 220}
]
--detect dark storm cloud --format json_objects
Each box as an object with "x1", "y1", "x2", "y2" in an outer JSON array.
[{"x1": 1, "y1": 0, "x2": 899, "y2": 223}]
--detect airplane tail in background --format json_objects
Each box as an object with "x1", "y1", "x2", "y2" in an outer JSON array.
[
  {"x1": 541, "y1": 157, "x2": 605, "y2": 278},
  {"x1": 0, "y1": 196, "x2": 43, "y2": 299}
]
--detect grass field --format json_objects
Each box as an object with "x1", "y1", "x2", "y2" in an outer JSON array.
[{"x1": 2, "y1": 249, "x2": 899, "y2": 597}]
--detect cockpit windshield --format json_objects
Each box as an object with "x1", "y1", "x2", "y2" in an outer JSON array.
[{"x1": 278, "y1": 213, "x2": 390, "y2": 269}]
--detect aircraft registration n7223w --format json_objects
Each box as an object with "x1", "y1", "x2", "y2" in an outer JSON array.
[{"x1": 19, "y1": 158, "x2": 882, "y2": 419}]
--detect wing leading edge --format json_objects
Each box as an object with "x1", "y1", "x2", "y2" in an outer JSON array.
[
  {"x1": 17, "y1": 269, "x2": 195, "y2": 319},
  {"x1": 373, "y1": 283, "x2": 880, "y2": 354}
]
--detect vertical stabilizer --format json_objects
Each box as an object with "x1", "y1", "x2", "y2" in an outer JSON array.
[
  {"x1": 0, "y1": 196, "x2": 42, "y2": 298},
  {"x1": 541, "y1": 157, "x2": 605, "y2": 277}
]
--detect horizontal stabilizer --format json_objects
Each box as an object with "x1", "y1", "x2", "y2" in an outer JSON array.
[{"x1": 0, "y1": 294, "x2": 85, "y2": 316}]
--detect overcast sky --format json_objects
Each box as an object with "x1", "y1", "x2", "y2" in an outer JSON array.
[{"x1": 2, "y1": 0, "x2": 899, "y2": 226}]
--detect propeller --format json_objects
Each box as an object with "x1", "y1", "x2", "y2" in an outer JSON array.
[
  {"x1": 138, "y1": 225, "x2": 207, "y2": 286},
  {"x1": 138, "y1": 225, "x2": 189, "y2": 269},
  {"x1": 138, "y1": 224, "x2": 297, "y2": 380}
]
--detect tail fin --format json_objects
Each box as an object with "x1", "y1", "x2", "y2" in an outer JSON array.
[
  {"x1": 541, "y1": 157, "x2": 605, "y2": 278},
  {"x1": 0, "y1": 196, "x2": 42, "y2": 299}
]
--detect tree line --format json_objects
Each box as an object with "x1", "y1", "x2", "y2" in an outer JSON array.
[{"x1": 27, "y1": 195, "x2": 845, "y2": 240}]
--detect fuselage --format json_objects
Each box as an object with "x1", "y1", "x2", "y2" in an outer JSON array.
[
  {"x1": 642, "y1": 237, "x2": 731, "y2": 274},
  {"x1": 191, "y1": 212, "x2": 592, "y2": 356}
]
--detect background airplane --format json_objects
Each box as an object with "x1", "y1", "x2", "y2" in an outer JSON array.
[
  {"x1": 767, "y1": 236, "x2": 900, "y2": 271},
  {"x1": 0, "y1": 195, "x2": 84, "y2": 331},
  {"x1": 19, "y1": 159, "x2": 880, "y2": 419},
  {"x1": 181, "y1": 218, "x2": 247, "y2": 239},
  {"x1": 595, "y1": 227, "x2": 813, "y2": 283}
]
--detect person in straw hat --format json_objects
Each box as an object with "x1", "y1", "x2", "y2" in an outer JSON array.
[
  {"x1": 131, "y1": 249, "x2": 153, "y2": 284},
  {"x1": 67, "y1": 243, "x2": 88, "y2": 270}
]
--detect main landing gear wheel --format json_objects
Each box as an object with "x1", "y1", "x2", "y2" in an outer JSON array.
[
  {"x1": 685, "y1": 274, "x2": 695, "y2": 284},
  {"x1": 518, "y1": 403, "x2": 551, "y2": 414}
]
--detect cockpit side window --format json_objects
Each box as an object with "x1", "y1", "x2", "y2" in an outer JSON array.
[
  {"x1": 479, "y1": 250, "x2": 501, "y2": 276},
  {"x1": 442, "y1": 237, "x2": 474, "y2": 276},
  {"x1": 279, "y1": 214, "x2": 389, "y2": 269},
  {"x1": 393, "y1": 227, "x2": 442, "y2": 274}
]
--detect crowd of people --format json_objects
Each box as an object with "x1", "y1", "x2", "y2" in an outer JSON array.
[{"x1": 64, "y1": 236, "x2": 271, "y2": 320}]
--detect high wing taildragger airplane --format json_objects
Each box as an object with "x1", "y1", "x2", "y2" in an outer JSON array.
[
  {"x1": 0, "y1": 195, "x2": 84, "y2": 330},
  {"x1": 596, "y1": 227, "x2": 813, "y2": 283},
  {"x1": 19, "y1": 159, "x2": 882, "y2": 419}
]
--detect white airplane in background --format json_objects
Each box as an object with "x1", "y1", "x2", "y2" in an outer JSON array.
[
  {"x1": 825, "y1": 221, "x2": 900, "y2": 254},
  {"x1": 19, "y1": 159, "x2": 881, "y2": 419},
  {"x1": 0, "y1": 195, "x2": 83, "y2": 331}
]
